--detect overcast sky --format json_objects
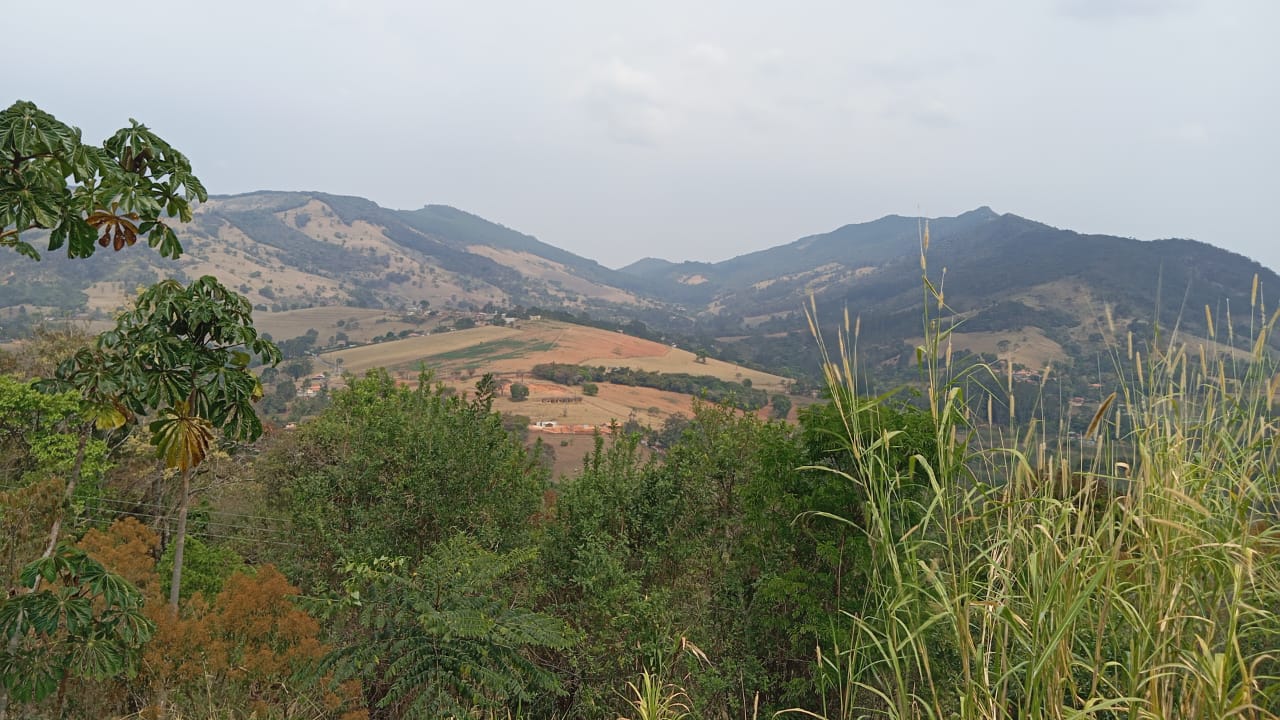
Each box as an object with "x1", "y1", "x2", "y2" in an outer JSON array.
[{"x1": 9, "y1": 1, "x2": 1278, "y2": 271}]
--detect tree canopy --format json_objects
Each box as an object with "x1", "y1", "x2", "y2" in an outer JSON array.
[{"x1": 0, "y1": 100, "x2": 206, "y2": 261}]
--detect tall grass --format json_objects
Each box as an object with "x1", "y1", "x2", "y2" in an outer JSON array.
[{"x1": 798, "y1": 225, "x2": 1280, "y2": 719}]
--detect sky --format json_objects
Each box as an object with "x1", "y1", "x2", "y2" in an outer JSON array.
[{"x1": 8, "y1": 1, "x2": 1279, "y2": 271}]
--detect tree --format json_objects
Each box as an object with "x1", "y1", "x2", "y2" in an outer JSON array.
[
  {"x1": 581, "y1": 382, "x2": 599, "y2": 397},
  {"x1": 76, "y1": 519, "x2": 362, "y2": 719},
  {"x1": 0, "y1": 545, "x2": 153, "y2": 717},
  {"x1": 0, "y1": 376, "x2": 112, "y2": 582},
  {"x1": 0, "y1": 102, "x2": 209, "y2": 584},
  {"x1": 509, "y1": 382, "x2": 530, "y2": 401},
  {"x1": 283, "y1": 357, "x2": 314, "y2": 381},
  {"x1": 263, "y1": 370, "x2": 547, "y2": 583},
  {"x1": 0, "y1": 101, "x2": 207, "y2": 261},
  {"x1": 769, "y1": 393, "x2": 792, "y2": 420},
  {"x1": 325, "y1": 536, "x2": 573, "y2": 717},
  {"x1": 51, "y1": 277, "x2": 281, "y2": 612}
]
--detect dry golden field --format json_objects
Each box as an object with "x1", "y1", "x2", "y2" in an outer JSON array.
[
  {"x1": 320, "y1": 326, "x2": 520, "y2": 373},
  {"x1": 254, "y1": 307, "x2": 407, "y2": 342},
  {"x1": 318, "y1": 319, "x2": 787, "y2": 383},
  {"x1": 312, "y1": 319, "x2": 794, "y2": 429}
]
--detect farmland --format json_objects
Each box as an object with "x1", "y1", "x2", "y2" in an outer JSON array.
[{"x1": 313, "y1": 318, "x2": 796, "y2": 430}]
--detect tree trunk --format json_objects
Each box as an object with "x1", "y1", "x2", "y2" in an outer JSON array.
[
  {"x1": 33, "y1": 427, "x2": 91, "y2": 592},
  {"x1": 168, "y1": 465, "x2": 193, "y2": 613}
]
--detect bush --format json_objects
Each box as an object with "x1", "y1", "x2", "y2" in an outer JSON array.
[{"x1": 509, "y1": 382, "x2": 529, "y2": 401}]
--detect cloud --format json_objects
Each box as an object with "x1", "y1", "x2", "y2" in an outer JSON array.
[
  {"x1": 1056, "y1": 0, "x2": 1197, "y2": 21},
  {"x1": 1159, "y1": 121, "x2": 1210, "y2": 144},
  {"x1": 906, "y1": 100, "x2": 962, "y2": 129},
  {"x1": 687, "y1": 42, "x2": 729, "y2": 67},
  {"x1": 582, "y1": 59, "x2": 672, "y2": 146}
]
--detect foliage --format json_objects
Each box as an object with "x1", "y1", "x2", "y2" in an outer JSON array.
[
  {"x1": 45, "y1": 276, "x2": 280, "y2": 472},
  {"x1": 541, "y1": 407, "x2": 846, "y2": 717},
  {"x1": 621, "y1": 670, "x2": 693, "y2": 720},
  {"x1": 0, "y1": 544, "x2": 152, "y2": 711},
  {"x1": 156, "y1": 535, "x2": 245, "y2": 603},
  {"x1": 264, "y1": 369, "x2": 548, "y2": 583},
  {"x1": 581, "y1": 381, "x2": 599, "y2": 396},
  {"x1": 284, "y1": 355, "x2": 316, "y2": 379},
  {"x1": 0, "y1": 374, "x2": 100, "y2": 484},
  {"x1": 531, "y1": 362, "x2": 770, "y2": 409},
  {"x1": 0, "y1": 325, "x2": 95, "y2": 379},
  {"x1": 770, "y1": 392, "x2": 792, "y2": 419},
  {"x1": 49, "y1": 275, "x2": 280, "y2": 610},
  {"x1": 509, "y1": 381, "x2": 530, "y2": 401},
  {"x1": 145, "y1": 565, "x2": 359, "y2": 719},
  {"x1": 0, "y1": 375, "x2": 111, "y2": 582},
  {"x1": 802, "y1": 238, "x2": 1280, "y2": 719},
  {"x1": 104, "y1": 276, "x2": 279, "y2": 452},
  {"x1": 77, "y1": 519, "x2": 364, "y2": 719},
  {"x1": 324, "y1": 535, "x2": 573, "y2": 718},
  {"x1": 0, "y1": 100, "x2": 207, "y2": 260}
]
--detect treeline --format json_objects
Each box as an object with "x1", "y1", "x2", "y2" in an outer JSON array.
[
  {"x1": 531, "y1": 361, "x2": 770, "y2": 409},
  {"x1": 255, "y1": 371, "x2": 938, "y2": 718}
]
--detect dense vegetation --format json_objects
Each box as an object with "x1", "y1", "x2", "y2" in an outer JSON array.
[{"x1": 531, "y1": 361, "x2": 770, "y2": 409}]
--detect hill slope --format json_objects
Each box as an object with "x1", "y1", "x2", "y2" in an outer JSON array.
[
  {"x1": 0, "y1": 191, "x2": 664, "y2": 322},
  {"x1": 617, "y1": 208, "x2": 1280, "y2": 375},
  {"x1": 2, "y1": 192, "x2": 1275, "y2": 380}
]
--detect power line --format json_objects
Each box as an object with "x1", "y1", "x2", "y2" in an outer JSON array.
[
  {"x1": 0, "y1": 482, "x2": 290, "y2": 524},
  {"x1": 84, "y1": 493, "x2": 288, "y2": 525},
  {"x1": 78, "y1": 509, "x2": 306, "y2": 550}
]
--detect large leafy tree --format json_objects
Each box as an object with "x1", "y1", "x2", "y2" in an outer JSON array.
[
  {"x1": 0, "y1": 100, "x2": 206, "y2": 260},
  {"x1": 263, "y1": 370, "x2": 547, "y2": 584},
  {"x1": 52, "y1": 277, "x2": 281, "y2": 612}
]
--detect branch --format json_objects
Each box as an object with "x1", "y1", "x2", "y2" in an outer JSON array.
[{"x1": 8, "y1": 151, "x2": 60, "y2": 171}]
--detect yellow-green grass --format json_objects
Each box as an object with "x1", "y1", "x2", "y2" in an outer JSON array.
[
  {"x1": 799, "y1": 235, "x2": 1280, "y2": 720},
  {"x1": 318, "y1": 325, "x2": 520, "y2": 374},
  {"x1": 253, "y1": 307, "x2": 404, "y2": 342}
]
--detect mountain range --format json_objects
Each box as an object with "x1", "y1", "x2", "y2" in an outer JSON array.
[{"x1": 2, "y1": 190, "x2": 1276, "y2": 378}]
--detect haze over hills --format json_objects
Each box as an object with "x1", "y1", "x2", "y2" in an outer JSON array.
[{"x1": 2, "y1": 189, "x2": 1276, "y2": 378}]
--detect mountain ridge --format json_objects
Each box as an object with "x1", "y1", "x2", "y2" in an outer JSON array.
[{"x1": 2, "y1": 191, "x2": 1276, "y2": 385}]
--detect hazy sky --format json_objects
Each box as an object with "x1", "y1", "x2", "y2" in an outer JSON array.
[{"x1": 9, "y1": 1, "x2": 1278, "y2": 271}]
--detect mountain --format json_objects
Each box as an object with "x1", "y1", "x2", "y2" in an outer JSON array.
[
  {"x1": 2, "y1": 192, "x2": 1276, "y2": 380},
  {"x1": 0, "y1": 191, "x2": 666, "y2": 322},
  {"x1": 627, "y1": 207, "x2": 1280, "y2": 380}
]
